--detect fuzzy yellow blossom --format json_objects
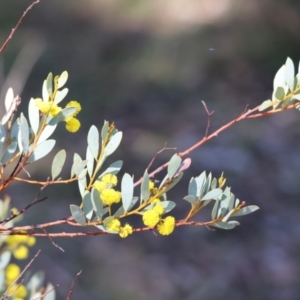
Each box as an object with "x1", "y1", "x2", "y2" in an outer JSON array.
[
  {"x1": 65, "y1": 116, "x2": 80, "y2": 132},
  {"x1": 119, "y1": 224, "x2": 133, "y2": 238},
  {"x1": 5, "y1": 264, "x2": 20, "y2": 283},
  {"x1": 149, "y1": 180, "x2": 158, "y2": 194},
  {"x1": 101, "y1": 174, "x2": 118, "y2": 186},
  {"x1": 157, "y1": 216, "x2": 175, "y2": 236},
  {"x1": 218, "y1": 172, "x2": 226, "y2": 188},
  {"x1": 94, "y1": 181, "x2": 109, "y2": 193},
  {"x1": 26, "y1": 236, "x2": 36, "y2": 246},
  {"x1": 7, "y1": 284, "x2": 27, "y2": 298},
  {"x1": 153, "y1": 203, "x2": 164, "y2": 215},
  {"x1": 65, "y1": 101, "x2": 81, "y2": 116},
  {"x1": 107, "y1": 219, "x2": 121, "y2": 232},
  {"x1": 13, "y1": 245, "x2": 29, "y2": 260},
  {"x1": 34, "y1": 99, "x2": 62, "y2": 116},
  {"x1": 100, "y1": 189, "x2": 121, "y2": 206},
  {"x1": 142, "y1": 210, "x2": 160, "y2": 228}
]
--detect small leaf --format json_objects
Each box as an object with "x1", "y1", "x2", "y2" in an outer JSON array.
[
  {"x1": 167, "y1": 154, "x2": 182, "y2": 179},
  {"x1": 114, "y1": 197, "x2": 138, "y2": 217},
  {"x1": 51, "y1": 149, "x2": 66, "y2": 180},
  {"x1": 71, "y1": 153, "x2": 83, "y2": 177},
  {"x1": 0, "y1": 251, "x2": 11, "y2": 269},
  {"x1": 121, "y1": 173, "x2": 134, "y2": 212},
  {"x1": 87, "y1": 125, "x2": 99, "y2": 160},
  {"x1": 140, "y1": 170, "x2": 149, "y2": 203},
  {"x1": 231, "y1": 205, "x2": 259, "y2": 217},
  {"x1": 58, "y1": 71, "x2": 68, "y2": 88},
  {"x1": 28, "y1": 140, "x2": 56, "y2": 163},
  {"x1": 78, "y1": 176, "x2": 86, "y2": 199},
  {"x1": 54, "y1": 88, "x2": 69, "y2": 104},
  {"x1": 160, "y1": 201, "x2": 176, "y2": 213},
  {"x1": 28, "y1": 98, "x2": 39, "y2": 135},
  {"x1": 188, "y1": 178, "x2": 197, "y2": 197},
  {"x1": 285, "y1": 57, "x2": 295, "y2": 91},
  {"x1": 103, "y1": 217, "x2": 119, "y2": 234},
  {"x1": 195, "y1": 171, "x2": 206, "y2": 196},
  {"x1": 211, "y1": 221, "x2": 240, "y2": 230},
  {"x1": 274, "y1": 86, "x2": 285, "y2": 100},
  {"x1": 101, "y1": 121, "x2": 109, "y2": 142},
  {"x1": 70, "y1": 205, "x2": 86, "y2": 225},
  {"x1": 18, "y1": 114, "x2": 29, "y2": 154},
  {"x1": 83, "y1": 192, "x2": 93, "y2": 220},
  {"x1": 38, "y1": 122, "x2": 57, "y2": 144},
  {"x1": 259, "y1": 100, "x2": 273, "y2": 111},
  {"x1": 105, "y1": 131, "x2": 122, "y2": 156},
  {"x1": 273, "y1": 64, "x2": 285, "y2": 90},
  {"x1": 72, "y1": 161, "x2": 87, "y2": 177},
  {"x1": 91, "y1": 188, "x2": 105, "y2": 220},
  {"x1": 86, "y1": 147, "x2": 94, "y2": 177},
  {"x1": 183, "y1": 195, "x2": 197, "y2": 204},
  {"x1": 211, "y1": 199, "x2": 219, "y2": 220},
  {"x1": 1, "y1": 142, "x2": 17, "y2": 164},
  {"x1": 166, "y1": 172, "x2": 183, "y2": 192},
  {"x1": 201, "y1": 188, "x2": 222, "y2": 201},
  {"x1": 99, "y1": 160, "x2": 123, "y2": 178}
]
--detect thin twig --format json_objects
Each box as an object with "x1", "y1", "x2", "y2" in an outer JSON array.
[
  {"x1": 65, "y1": 270, "x2": 82, "y2": 300},
  {"x1": 32, "y1": 284, "x2": 59, "y2": 300},
  {"x1": 1, "y1": 250, "x2": 41, "y2": 300},
  {"x1": 0, "y1": 0, "x2": 41, "y2": 54},
  {"x1": 201, "y1": 100, "x2": 214, "y2": 137},
  {"x1": 43, "y1": 228, "x2": 65, "y2": 252}
]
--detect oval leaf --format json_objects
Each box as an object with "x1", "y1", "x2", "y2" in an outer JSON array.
[
  {"x1": 87, "y1": 125, "x2": 99, "y2": 160},
  {"x1": 201, "y1": 188, "x2": 222, "y2": 201},
  {"x1": 121, "y1": 173, "x2": 134, "y2": 212},
  {"x1": 28, "y1": 98, "x2": 40, "y2": 135},
  {"x1": 58, "y1": 71, "x2": 68, "y2": 88},
  {"x1": 70, "y1": 205, "x2": 86, "y2": 225},
  {"x1": 83, "y1": 192, "x2": 93, "y2": 220},
  {"x1": 18, "y1": 114, "x2": 29, "y2": 154},
  {"x1": 105, "y1": 131, "x2": 122, "y2": 156},
  {"x1": 29, "y1": 140, "x2": 56, "y2": 163},
  {"x1": 231, "y1": 205, "x2": 259, "y2": 217},
  {"x1": 141, "y1": 170, "x2": 149, "y2": 203},
  {"x1": 51, "y1": 149, "x2": 66, "y2": 180},
  {"x1": 54, "y1": 88, "x2": 68, "y2": 104},
  {"x1": 167, "y1": 154, "x2": 182, "y2": 179}
]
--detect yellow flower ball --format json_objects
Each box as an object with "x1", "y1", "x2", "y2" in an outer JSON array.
[
  {"x1": 100, "y1": 189, "x2": 121, "y2": 206},
  {"x1": 101, "y1": 174, "x2": 118, "y2": 186},
  {"x1": 157, "y1": 216, "x2": 175, "y2": 236},
  {"x1": 66, "y1": 101, "x2": 81, "y2": 116},
  {"x1": 5, "y1": 264, "x2": 20, "y2": 282},
  {"x1": 13, "y1": 245, "x2": 29, "y2": 260},
  {"x1": 106, "y1": 219, "x2": 121, "y2": 232},
  {"x1": 119, "y1": 224, "x2": 133, "y2": 238},
  {"x1": 93, "y1": 181, "x2": 109, "y2": 193},
  {"x1": 65, "y1": 117, "x2": 80, "y2": 133},
  {"x1": 142, "y1": 210, "x2": 160, "y2": 228}
]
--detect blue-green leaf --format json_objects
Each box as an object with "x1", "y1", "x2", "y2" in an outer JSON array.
[
  {"x1": 188, "y1": 178, "x2": 197, "y2": 197},
  {"x1": 58, "y1": 71, "x2": 68, "y2": 88},
  {"x1": 87, "y1": 125, "x2": 99, "y2": 160},
  {"x1": 211, "y1": 220, "x2": 240, "y2": 230},
  {"x1": 54, "y1": 88, "x2": 68, "y2": 104},
  {"x1": 121, "y1": 173, "x2": 134, "y2": 212},
  {"x1": 28, "y1": 98, "x2": 39, "y2": 135},
  {"x1": 18, "y1": 114, "x2": 29, "y2": 154},
  {"x1": 141, "y1": 170, "x2": 149, "y2": 203},
  {"x1": 91, "y1": 188, "x2": 106, "y2": 220},
  {"x1": 231, "y1": 205, "x2": 259, "y2": 217},
  {"x1": 201, "y1": 188, "x2": 222, "y2": 201},
  {"x1": 1, "y1": 142, "x2": 17, "y2": 164},
  {"x1": 0, "y1": 124, "x2": 6, "y2": 155},
  {"x1": 83, "y1": 191, "x2": 93, "y2": 220},
  {"x1": 99, "y1": 160, "x2": 123, "y2": 178},
  {"x1": 38, "y1": 122, "x2": 57, "y2": 144},
  {"x1": 70, "y1": 205, "x2": 86, "y2": 225},
  {"x1": 101, "y1": 121, "x2": 109, "y2": 142},
  {"x1": 43, "y1": 283, "x2": 56, "y2": 300},
  {"x1": 28, "y1": 140, "x2": 55, "y2": 163},
  {"x1": 105, "y1": 131, "x2": 122, "y2": 156},
  {"x1": 285, "y1": 57, "x2": 294, "y2": 91},
  {"x1": 51, "y1": 149, "x2": 66, "y2": 180},
  {"x1": 167, "y1": 154, "x2": 182, "y2": 179},
  {"x1": 183, "y1": 195, "x2": 197, "y2": 205}
]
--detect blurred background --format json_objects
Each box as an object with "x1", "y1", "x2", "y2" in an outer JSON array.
[{"x1": 1, "y1": 0, "x2": 300, "y2": 299}]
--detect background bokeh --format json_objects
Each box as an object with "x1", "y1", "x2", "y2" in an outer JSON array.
[{"x1": 1, "y1": 0, "x2": 300, "y2": 299}]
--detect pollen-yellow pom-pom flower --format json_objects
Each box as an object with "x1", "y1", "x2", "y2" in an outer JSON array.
[
  {"x1": 153, "y1": 203, "x2": 164, "y2": 215},
  {"x1": 93, "y1": 181, "x2": 109, "y2": 193},
  {"x1": 107, "y1": 219, "x2": 121, "y2": 232},
  {"x1": 7, "y1": 284, "x2": 27, "y2": 298},
  {"x1": 100, "y1": 189, "x2": 121, "y2": 206},
  {"x1": 157, "y1": 216, "x2": 175, "y2": 236},
  {"x1": 65, "y1": 117, "x2": 80, "y2": 133},
  {"x1": 101, "y1": 174, "x2": 118, "y2": 186},
  {"x1": 142, "y1": 209, "x2": 160, "y2": 228},
  {"x1": 119, "y1": 224, "x2": 133, "y2": 238}
]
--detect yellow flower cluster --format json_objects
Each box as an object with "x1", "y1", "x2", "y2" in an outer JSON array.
[
  {"x1": 142, "y1": 200, "x2": 175, "y2": 235},
  {"x1": 5, "y1": 263, "x2": 27, "y2": 299},
  {"x1": 149, "y1": 180, "x2": 158, "y2": 194},
  {"x1": 106, "y1": 219, "x2": 133, "y2": 238},
  {"x1": 6, "y1": 234, "x2": 36, "y2": 260},
  {"x1": 34, "y1": 98, "x2": 81, "y2": 133},
  {"x1": 94, "y1": 174, "x2": 121, "y2": 206}
]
